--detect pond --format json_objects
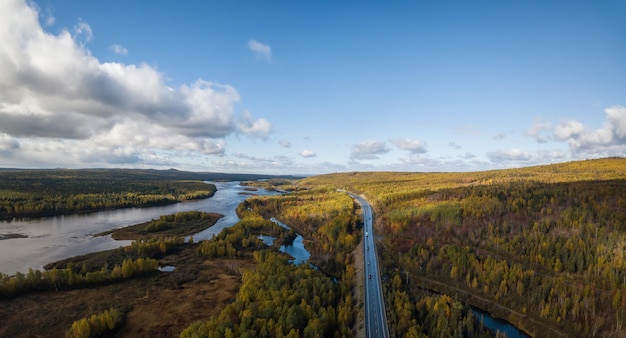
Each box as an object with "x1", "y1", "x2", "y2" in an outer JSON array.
[{"x1": 471, "y1": 307, "x2": 530, "y2": 338}]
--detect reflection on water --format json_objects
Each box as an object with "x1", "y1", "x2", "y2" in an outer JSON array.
[
  {"x1": 281, "y1": 233, "x2": 310, "y2": 265},
  {"x1": 158, "y1": 265, "x2": 176, "y2": 272},
  {"x1": 269, "y1": 218, "x2": 311, "y2": 265},
  {"x1": 258, "y1": 234, "x2": 275, "y2": 246},
  {"x1": 0, "y1": 181, "x2": 277, "y2": 274},
  {"x1": 472, "y1": 307, "x2": 530, "y2": 338}
]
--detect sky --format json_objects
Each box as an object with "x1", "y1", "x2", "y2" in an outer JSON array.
[{"x1": 0, "y1": 0, "x2": 625, "y2": 175}]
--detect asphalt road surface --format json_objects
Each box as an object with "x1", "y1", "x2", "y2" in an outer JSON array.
[{"x1": 349, "y1": 193, "x2": 390, "y2": 338}]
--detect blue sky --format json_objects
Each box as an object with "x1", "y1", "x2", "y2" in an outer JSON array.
[{"x1": 0, "y1": 0, "x2": 625, "y2": 175}]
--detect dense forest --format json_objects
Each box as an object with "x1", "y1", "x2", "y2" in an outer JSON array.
[
  {"x1": 301, "y1": 158, "x2": 626, "y2": 337},
  {"x1": 0, "y1": 168, "x2": 300, "y2": 219},
  {"x1": 182, "y1": 188, "x2": 358, "y2": 337}
]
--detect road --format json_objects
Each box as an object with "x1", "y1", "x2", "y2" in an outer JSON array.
[{"x1": 349, "y1": 193, "x2": 390, "y2": 338}]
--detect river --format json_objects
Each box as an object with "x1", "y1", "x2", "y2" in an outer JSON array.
[{"x1": 0, "y1": 181, "x2": 277, "y2": 275}]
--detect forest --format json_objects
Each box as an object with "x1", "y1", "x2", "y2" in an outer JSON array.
[{"x1": 300, "y1": 157, "x2": 626, "y2": 337}]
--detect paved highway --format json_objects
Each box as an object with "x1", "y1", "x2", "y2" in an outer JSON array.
[{"x1": 349, "y1": 193, "x2": 390, "y2": 338}]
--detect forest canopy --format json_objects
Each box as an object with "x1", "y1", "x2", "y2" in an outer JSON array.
[{"x1": 300, "y1": 157, "x2": 626, "y2": 337}]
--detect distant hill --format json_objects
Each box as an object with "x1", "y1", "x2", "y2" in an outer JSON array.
[
  {"x1": 0, "y1": 168, "x2": 303, "y2": 182},
  {"x1": 300, "y1": 157, "x2": 626, "y2": 191}
]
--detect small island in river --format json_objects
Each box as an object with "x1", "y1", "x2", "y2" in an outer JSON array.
[
  {"x1": 96, "y1": 210, "x2": 223, "y2": 240},
  {"x1": 0, "y1": 233, "x2": 28, "y2": 240}
]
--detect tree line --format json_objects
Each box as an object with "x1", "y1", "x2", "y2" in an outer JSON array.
[{"x1": 0, "y1": 172, "x2": 217, "y2": 219}]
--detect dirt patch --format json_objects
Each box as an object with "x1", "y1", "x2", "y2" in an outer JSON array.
[{"x1": 0, "y1": 246, "x2": 255, "y2": 338}]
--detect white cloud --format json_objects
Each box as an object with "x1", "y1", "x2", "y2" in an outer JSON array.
[
  {"x1": 41, "y1": 4, "x2": 55, "y2": 26},
  {"x1": 553, "y1": 106, "x2": 626, "y2": 155},
  {"x1": 237, "y1": 111, "x2": 272, "y2": 139},
  {"x1": 73, "y1": 20, "x2": 93, "y2": 44},
  {"x1": 299, "y1": 149, "x2": 316, "y2": 158},
  {"x1": 350, "y1": 140, "x2": 390, "y2": 160},
  {"x1": 110, "y1": 44, "x2": 128, "y2": 55},
  {"x1": 0, "y1": 0, "x2": 269, "y2": 167},
  {"x1": 607, "y1": 106, "x2": 626, "y2": 139},
  {"x1": 487, "y1": 148, "x2": 534, "y2": 162},
  {"x1": 248, "y1": 39, "x2": 272, "y2": 63},
  {"x1": 525, "y1": 118, "x2": 553, "y2": 143},
  {"x1": 554, "y1": 120, "x2": 584, "y2": 140},
  {"x1": 279, "y1": 139, "x2": 291, "y2": 148},
  {"x1": 390, "y1": 138, "x2": 427, "y2": 154}
]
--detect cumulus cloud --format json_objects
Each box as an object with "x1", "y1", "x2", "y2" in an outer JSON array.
[
  {"x1": 237, "y1": 111, "x2": 272, "y2": 139},
  {"x1": 487, "y1": 148, "x2": 534, "y2": 162},
  {"x1": 553, "y1": 106, "x2": 626, "y2": 155},
  {"x1": 0, "y1": 0, "x2": 270, "y2": 166},
  {"x1": 390, "y1": 138, "x2": 427, "y2": 154},
  {"x1": 350, "y1": 140, "x2": 390, "y2": 160},
  {"x1": 299, "y1": 149, "x2": 316, "y2": 158},
  {"x1": 279, "y1": 139, "x2": 291, "y2": 148},
  {"x1": 248, "y1": 39, "x2": 272, "y2": 63},
  {"x1": 110, "y1": 44, "x2": 128, "y2": 55},
  {"x1": 553, "y1": 120, "x2": 584, "y2": 140}
]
